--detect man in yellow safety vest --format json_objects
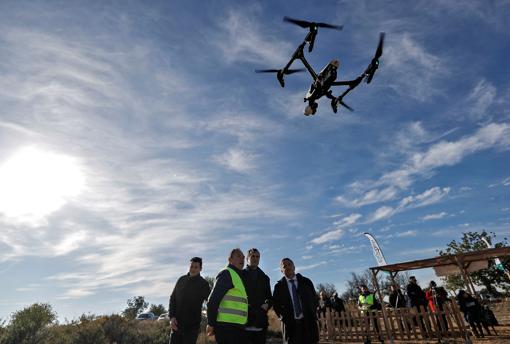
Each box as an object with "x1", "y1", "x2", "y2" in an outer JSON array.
[
  {"x1": 358, "y1": 284, "x2": 382, "y2": 344},
  {"x1": 206, "y1": 248, "x2": 248, "y2": 344}
]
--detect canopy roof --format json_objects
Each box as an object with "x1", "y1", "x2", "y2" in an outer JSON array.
[{"x1": 369, "y1": 246, "x2": 510, "y2": 273}]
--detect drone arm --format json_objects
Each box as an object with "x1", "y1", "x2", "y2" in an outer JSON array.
[
  {"x1": 297, "y1": 55, "x2": 318, "y2": 81},
  {"x1": 282, "y1": 42, "x2": 318, "y2": 81},
  {"x1": 332, "y1": 75, "x2": 364, "y2": 87}
]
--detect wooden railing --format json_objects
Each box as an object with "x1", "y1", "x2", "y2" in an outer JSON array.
[{"x1": 318, "y1": 300, "x2": 470, "y2": 343}]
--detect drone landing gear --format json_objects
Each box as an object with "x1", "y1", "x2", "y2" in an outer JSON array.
[
  {"x1": 304, "y1": 101, "x2": 318, "y2": 116},
  {"x1": 326, "y1": 92, "x2": 339, "y2": 113}
]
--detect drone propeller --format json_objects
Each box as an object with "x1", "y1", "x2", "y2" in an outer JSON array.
[
  {"x1": 331, "y1": 96, "x2": 354, "y2": 113},
  {"x1": 283, "y1": 17, "x2": 343, "y2": 30},
  {"x1": 339, "y1": 99, "x2": 354, "y2": 112},
  {"x1": 255, "y1": 68, "x2": 305, "y2": 75},
  {"x1": 365, "y1": 32, "x2": 385, "y2": 84}
]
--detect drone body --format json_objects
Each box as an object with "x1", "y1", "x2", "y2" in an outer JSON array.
[{"x1": 256, "y1": 17, "x2": 385, "y2": 116}]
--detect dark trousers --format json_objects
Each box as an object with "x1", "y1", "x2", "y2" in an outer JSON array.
[
  {"x1": 285, "y1": 319, "x2": 314, "y2": 344},
  {"x1": 245, "y1": 328, "x2": 266, "y2": 344},
  {"x1": 169, "y1": 326, "x2": 200, "y2": 344},
  {"x1": 215, "y1": 324, "x2": 246, "y2": 344}
]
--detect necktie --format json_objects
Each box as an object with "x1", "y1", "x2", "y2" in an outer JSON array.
[{"x1": 289, "y1": 279, "x2": 302, "y2": 317}]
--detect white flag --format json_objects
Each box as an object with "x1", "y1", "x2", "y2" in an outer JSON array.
[
  {"x1": 364, "y1": 232, "x2": 388, "y2": 266},
  {"x1": 482, "y1": 237, "x2": 505, "y2": 271}
]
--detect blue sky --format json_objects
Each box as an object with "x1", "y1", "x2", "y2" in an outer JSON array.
[{"x1": 1, "y1": 0, "x2": 509, "y2": 321}]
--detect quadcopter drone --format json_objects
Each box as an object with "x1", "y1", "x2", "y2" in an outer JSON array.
[{"x1": 256, "y1": 17, "x2": 385, "y2": 116}]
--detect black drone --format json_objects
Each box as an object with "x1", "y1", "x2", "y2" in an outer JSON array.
[{"x1": 256, "y1": 17, "x2": 385, "y2": 116}]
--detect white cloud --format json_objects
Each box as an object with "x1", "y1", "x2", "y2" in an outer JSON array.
[
  {"x1": 399, "y1": 187, "x2": 450, "y2": 208},
  {"x1": 212, "y1": 8, "x2": 292, "y2": 66},
  {"x1": 384, "y1": 33, "x2": 447, "y2": 101},
  {"x1": 310, "y1": 229, "x2": 345, "y2": 245},
  {"x1": 333, "y1": 213, "x2": 362, "y2": 227},
  {"x1": 310, "y1": 213, "x2": 362, "y2": 245},
  {"x1": 368, "y1": 187, "x2": 450, "y2": 222},
  {"x1": 421, "y1": 212, "x2": 448, "y2": 221},
  {"x1": 465, "y1": 79, "x2": 497, "y2": 120},
  {"x1": 213, "y1": 148, "x2": 257, "y2": 173},
  {"x1": 346, "y1": 123, "x2": 510, "y2": 204},
  {"x1": 0, "y1": 21, "x2": 298, "y2": 304},
  {"x1": 336, "y1": 187, "x2": 398, "y2": 208},
  {"x1": 396, "y1": 230, "x2": 418, "y2": 238},
  {"x1": 370, "y1": 206, "x2": 395, "y2": 222},
  {"x1": 297, "y1": 261, "x2": 327, "y2": 272}
]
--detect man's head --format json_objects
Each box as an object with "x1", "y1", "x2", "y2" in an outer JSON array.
[
  {"x1": 359, "y1": 284, "x2": 369, "y2": 294},
  {"x1": 189, "y1": 257, "x2": 202, "y2": 277},
  {"x1": 280, "y1": 258, "x2": 295, "y2": 279},
  {"x1": 390, "y1": 284, "x2": 399, "y2": 292},
  {"x1": 430, "y1": 280, "x2": 437, "y2": 288},
  {"x1": 228, "y1": 248, "x2": 245, "y2": 270},
  {"x1": 409, "y1": 276, "x2": 417, "y2": 285},
  {"x1": 246, "y1": 248, "x2": 260, "y2": 269}
]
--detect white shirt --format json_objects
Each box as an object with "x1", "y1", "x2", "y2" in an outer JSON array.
[{"x1": 285, "y1": 276, "x2": 304, "y2": 319}]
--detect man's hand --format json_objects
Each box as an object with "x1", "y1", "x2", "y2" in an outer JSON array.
[
  {"x1": 261, "y1": 303, "x2": 269, "y2": 311},
  {"x1": 170, "y1": 317, "x2": 178, "y2": 331},
  {"x1": 206, "y1": 325, "x2": 214, "y2": 336}
]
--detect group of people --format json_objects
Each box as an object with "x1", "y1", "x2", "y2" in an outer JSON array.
[
  {"x1": 168, "y1": 250, "x2": 497, "y2": 344},
  {"x1": 168, "y1": 248, "x2": 320, "y2": 344},
  {"x1": 364, "y1": 276, "x2": 496, "y2": 339}
]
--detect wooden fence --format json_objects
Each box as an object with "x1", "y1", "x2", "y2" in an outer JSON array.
[{"x1": 318, "y1": 300, "x2": 471, "y2": 343}]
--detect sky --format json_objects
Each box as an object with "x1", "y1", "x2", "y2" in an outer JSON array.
[{"x1": 0, "y1": 0, "x2": 509, "y2": 321}]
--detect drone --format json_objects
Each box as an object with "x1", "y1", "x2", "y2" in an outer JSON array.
[{"x1": 256, "y1": 17, "x2": 385, "y2": 116}]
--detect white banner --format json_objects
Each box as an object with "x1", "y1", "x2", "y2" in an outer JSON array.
[
  {"x1": 364, "y1": 232, "x2": 388, "y2": 266},
  {"x1": 482, "y1": 237, "x2": 505, "y2": 271}
]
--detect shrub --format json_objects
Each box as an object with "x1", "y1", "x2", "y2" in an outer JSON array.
[{"x1": 0, "y1": 303, "x2": 56, "y2": 344}]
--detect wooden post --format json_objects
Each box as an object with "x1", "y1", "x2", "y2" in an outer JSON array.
[
  {"x1": 455, "y1": 256, "x2": 476, "y2": 295},
  {"x1": 370, "y1": 268, "x2": 394, "y2": 343}
]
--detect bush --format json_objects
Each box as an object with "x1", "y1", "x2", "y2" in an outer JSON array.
[
  {"x1": 0, "y1": 304, "x2": 175, "y2": 344},
  {"x1": 0, "y1": 303, "x2": 56, "y2": 344},
  {"x1": 42, "y1": 324, "x2": 76, "y2": 344},
  {"x1": 74, "y1": 320, "x2": 107, "y2": 344},
  {"x1": 102, "y1": 314, "x2": 140, "y2": 343}
]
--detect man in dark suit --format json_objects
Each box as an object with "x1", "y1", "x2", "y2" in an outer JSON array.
[
  {"x1": 273, "y1": 258, "x2": 319, "y2": 344},
  {"x1": 243, "y1": 248, "x2": 272, "y2": 344}
]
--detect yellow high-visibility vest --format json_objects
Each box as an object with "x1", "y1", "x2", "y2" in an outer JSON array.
[
  {"x1": 217, "y1": 267, "x2": 248, "y2": 325},
  {"x1": 359, "y1": 294, "x2": 374, "y2": 312}
]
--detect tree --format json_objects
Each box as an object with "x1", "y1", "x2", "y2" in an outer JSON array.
[
  {"x1": 149, "y1": 304, "x2": 167, "y2": 317},
  {"x1": 122, "y1": 296, "x2": 148, "y2": 319},
  {"x1": 1, "y1": 303, "x2": 56, "y2": 344},
  {"x1": 316, "y1": 283, "x2": 337, "y2": 297},
  {"x1": 341, "y1": 270, "x2": 373, "y2": 301},
  {"x1": 439, "y1": 230, "x2": 510, "y2": 293}
]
